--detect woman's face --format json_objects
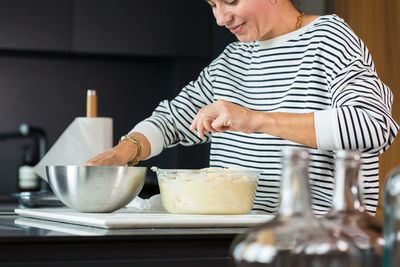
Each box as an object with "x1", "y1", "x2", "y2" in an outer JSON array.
[{"x1": 207, "y1": 0, "x2": 278, "y2": 42}]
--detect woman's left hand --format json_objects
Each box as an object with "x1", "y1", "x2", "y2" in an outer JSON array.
[{"x1": 190, "y1": 99, "x2": 260, "y2": 137}]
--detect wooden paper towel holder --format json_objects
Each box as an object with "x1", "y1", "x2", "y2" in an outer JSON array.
[{"x1": 86, "y1": 90, "x2": 97, "y2": 117}]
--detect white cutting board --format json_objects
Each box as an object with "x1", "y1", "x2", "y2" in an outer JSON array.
[{"x1": 15, "y1": 208, "x2": 273, "y2": 229}]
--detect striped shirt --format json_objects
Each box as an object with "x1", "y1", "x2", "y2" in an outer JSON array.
[{"x1": 132, "y1": 15, "x2": 398, "y2": 215}]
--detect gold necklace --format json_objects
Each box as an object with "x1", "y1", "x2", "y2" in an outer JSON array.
[{"x1": 296, "y1": 12, "x2": 305, "y2": 30}]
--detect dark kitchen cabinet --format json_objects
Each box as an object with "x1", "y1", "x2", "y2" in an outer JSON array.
[
  {"x1": 0, "y1": 1, "x2": 226, "y2": 195},
  {"x1": 0, "y1": 0, "x2": 212, "y2": 57},
  {"x1": 72, "y1": 0, "x2": 211, "y2": 57},
  {"x1": 0, "y1": 0, "x2": 71, "y2": 52}
]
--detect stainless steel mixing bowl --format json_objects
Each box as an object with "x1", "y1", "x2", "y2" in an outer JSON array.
[{"x1": 46, "y1": 165, "x2": 147, "y2": 213}]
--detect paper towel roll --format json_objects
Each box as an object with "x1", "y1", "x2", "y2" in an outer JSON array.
[{"x1": 34, "y1": 117, "x2": 113, "y2": 180}]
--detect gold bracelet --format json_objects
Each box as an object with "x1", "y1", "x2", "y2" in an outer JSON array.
[{"x1": 119, "y1": 135, "x2": 142, "y2": 166}]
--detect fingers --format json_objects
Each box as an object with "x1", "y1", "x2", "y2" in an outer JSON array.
[
  {"x1": 191, "y1": 111, "x2": 217, "y2": 138},
  {"x1": 190, "y1": 116, "x2": 198, "y2": 131},
  {"x1": 203, "y1": 119, "x2": 216, "y2": 134},
  {"x1": 191, "y1": 100, "x2": 239, "y2": 137},
  {"x1": 195, "y1": 117, "x2": 207, "y2": 138},
  {"x1": 197, "y1": 118, "x2": 216, "y2": 138},
  {"x1": 211, "y1": 116, "x2": 229, "y2": 132},
  {"x1": 84, "y1": 160, "x2": 95, "y2": 166},
  {"x1": 84, "y1": 150, "x2": 122, "y2": 166},
  {"x1": 84, "y1": 154, "x2": 102, "y2": 166},
  {"x1": 84, "y1": 155, "x2": 107, "y2": 166}
]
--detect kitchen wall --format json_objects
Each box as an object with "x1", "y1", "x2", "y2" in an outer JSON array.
[{"x1": 0, "y1": 0, "x2": 333, "y2": 198}]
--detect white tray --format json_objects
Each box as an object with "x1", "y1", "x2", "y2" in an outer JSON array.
[{"x1": 15, "y1": 208, "x2": 273, "y2": 229}]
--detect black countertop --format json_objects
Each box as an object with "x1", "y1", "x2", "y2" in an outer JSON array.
[{"x1": 0, "y1": 202, "x2": 248, "y2": 267}]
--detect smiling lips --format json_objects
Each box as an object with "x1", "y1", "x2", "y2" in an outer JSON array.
[{"x1": 228, "y1": 22, "x2": 245, "y2": 34}]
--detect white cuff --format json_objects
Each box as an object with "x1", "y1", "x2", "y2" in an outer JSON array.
[
  {"x1": 129, "y1": 121, "x2": 164, "y2": 159},
  {"x1": 314, "y1": 109, "x2": 341, "y2": 150}
]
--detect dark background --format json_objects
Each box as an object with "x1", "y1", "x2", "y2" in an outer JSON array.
[
  {"x1": 0, "y1": 0, "x2": 235, "y2": 197},
  {"x1": 0, "y1": 0, "x2": 331, "y2": 198}
]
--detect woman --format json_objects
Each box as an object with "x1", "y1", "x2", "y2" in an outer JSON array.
[{"x1": 86, "y1": 0, "x2": 398, "y2": 215}]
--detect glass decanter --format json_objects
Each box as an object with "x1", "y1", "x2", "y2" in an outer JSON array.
[
  {"x1": 383, "y1": 166, "x2": 400, "y2": 267},
  {"x1": 323, "y1": 150, "x2": 384, "y2": 267},
  {"x1": 230, "y1": 148, "x2": 361, "y2": 267}
]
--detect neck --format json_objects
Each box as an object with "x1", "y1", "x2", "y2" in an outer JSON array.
[{"x1": 259, "y1": 3, "x2": 302, "y2": 40}]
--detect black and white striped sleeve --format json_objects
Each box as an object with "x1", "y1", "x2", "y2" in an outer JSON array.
[
  {"x1": 315, "y1": 56, "x2": 398, "y2": 154},
  {"x1": 132, "y1": 65, "x2": 215, "y2": 158}
]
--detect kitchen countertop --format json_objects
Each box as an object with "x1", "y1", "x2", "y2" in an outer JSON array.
[{"x1": 0, "y1": 202, "x2": 254, "y2": 267}]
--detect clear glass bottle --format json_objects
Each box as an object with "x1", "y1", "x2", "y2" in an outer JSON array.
[
  {"x1": 383, "y1": 166, "x2": 400, "y2": 267},
  {"x1": 323, "y1": 150, "x2": 384, "y2": 267},
  {"x1": 230, "y1": 148, "x2": 361, "y2": 267}
]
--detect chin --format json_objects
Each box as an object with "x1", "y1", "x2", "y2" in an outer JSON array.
[
  {"x1": 236, "y1": 36, "x2": 256, "y2": 43},
  {"x1": 235, "y1": 31, "x2": 258, "y2": 43}
]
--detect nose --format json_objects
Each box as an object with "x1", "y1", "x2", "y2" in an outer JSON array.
[{"x1": 213, "y1": 6, "x2": 233, "y2": 27}]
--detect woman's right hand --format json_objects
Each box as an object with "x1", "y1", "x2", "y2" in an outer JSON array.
[
  {"x1": 85, "y1": 142, "x2": 132, "y2": 166},
  {"x1": 85, "y1": 132, "x2": 150, "y2": 166}
]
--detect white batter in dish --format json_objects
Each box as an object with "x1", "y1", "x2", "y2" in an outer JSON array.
[{"x1": 153, "y1": 168, "x2": 259, "y2": 214}]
